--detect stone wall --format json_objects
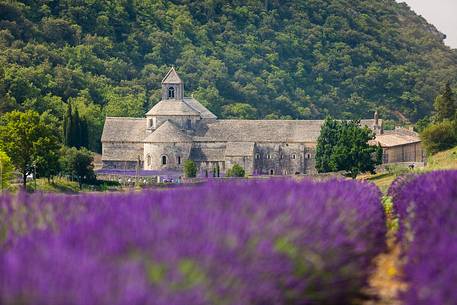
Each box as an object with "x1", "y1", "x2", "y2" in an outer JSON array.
[
  {"x1": 226, "y1": 156, "x2": 254, "y2": 174},
  {"x1": 383, "y1": 142, "x2": 424, "y2": 163},
  {"x1": 253, "y1": 143, "x2": 316, "y2": 175},
  {"x1": 102, "y1": 141, "x2": 144, "y2": 169},
  {"x1": 144, "y1": 142, "x2": 192, "y2": 170},
  {"x1": 102, "y1": 161, "x2": 140, "y2": 170}
]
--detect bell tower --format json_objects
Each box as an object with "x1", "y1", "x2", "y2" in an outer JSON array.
[{"x1": 161, "y1": 67, "x2": 184, "y2": 101}]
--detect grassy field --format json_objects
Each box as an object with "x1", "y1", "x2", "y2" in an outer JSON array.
[
  {"x1": 426, "y1": 146, "x2": 457, "y2": 170},
  {"x1": 363, "y1": 146, "x2": 457, "y2": 193},
  {"x1": 24, "y1": 178, "x2": 82, "y2": 193}
]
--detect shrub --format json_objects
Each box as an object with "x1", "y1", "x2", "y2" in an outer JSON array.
[
  {"x1": 59, "y1": 146, "x2": 95, "y2": 188},
  {"x1": 420, "y1": 120, "x2": 457, "y2": 155},
  {"x1": 226, "y1": 164, "x2": 245, "y2": 177},
  {"x1": 0, "y1": 179, "x2": 386, "y2": 305},
  {"x1": 183, "y1": 159, "x2": 197, "y2": 178}
]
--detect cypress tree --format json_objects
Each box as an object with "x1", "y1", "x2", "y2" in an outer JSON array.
[
  {"x1": 72, "y1": 108, "x2": 81, "y2": 148},
  {"x1": 434, "y1": 82, "x2": 456, "y2": 121},
  {"x1": 64, "y1": 103, "x2": 73, "y2": 147},
  {"x1": 80, "y1": 119, "x2": 89, "y2": 149}
]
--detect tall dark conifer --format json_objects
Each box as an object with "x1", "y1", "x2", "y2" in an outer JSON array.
[
  {"x1": 80, "y1": 119, "x2": 89, "y2": 149},
  {"x1": 72, "y1": 108, "x2": 81, "y2": 148},
  {"x1": 434, "y1": 82, "x2": 456, "y2": 121},
  {"x1": 64, "y1": 103, "x2": 73, "y2": 147}
]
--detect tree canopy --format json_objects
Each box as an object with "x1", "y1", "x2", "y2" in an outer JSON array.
[
  {"x1": 420, "y1": 84, "x2": 457, "y2": 155},
  {"x1": 0, "y1": 110, "x2": 60, "y2": 187},
  {"x1": 1, "y1": 0, "x2": 457, "y2": 152},
  {"x1": 315, "y1": 117, "x2": 382, "y2": 178},
  {"x1": 0, "y1": 149, "x2": 14, "y2": 190},
  {"x1": 433, "y1": 83, "x2": 457, "y2": 122},
  {"x1": 59, "y1": 146, "x2": 95, "y2": 188}
]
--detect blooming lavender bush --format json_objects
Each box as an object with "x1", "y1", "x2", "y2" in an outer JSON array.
[
  {"x1": 389, "y1": 170, "x2": 457, "y2": 305},
  {"x1": 1, "y1": 179, "x2": 386, "y2": 305}
]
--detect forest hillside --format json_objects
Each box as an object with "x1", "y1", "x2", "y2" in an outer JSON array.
[{"x1": 1, "y1": 0, "x2": 456, "y2": 151}]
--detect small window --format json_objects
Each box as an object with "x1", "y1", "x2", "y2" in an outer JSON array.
[
  {"x1": 186, "y1": 119, "x2": 192, "y2": 129},
  {"x1": 255, "y1": 153, "x2": 260, "y2": 159},
  {"x1": 292, "y1": 154, "x2": 296, "y2": 159},
  {"x1": 177, "y1": 156, "x2": 181, "y2": 165},
  {"x1": 148, "y1": 119, "x2": 153, "y2": 128},
  {"x1": 267, "y1": 154, "x2": 271, "y2": 159},
  {"x1": 161, "y1": 155, "x2": 167, "y2": 165},
  {"x1": 269, "y1": 169, "x2": 274, "y2": 175},
  {"x1": 168, "y1": 87, "x2": 175, "y2": 99},
  {"x1": 306, "y1": 153, "x2": 311, "y2": 159},
  {"x1": 147, "y1": 154, "x2": 151, "y2": 166},
  {"x1": 152, "y1": 117, "x2": 157, "y2": 128}
]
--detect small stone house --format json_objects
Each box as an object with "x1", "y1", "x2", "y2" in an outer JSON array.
[{"x1": 101, "y1": 67, "x2": 423, "y2": 175}]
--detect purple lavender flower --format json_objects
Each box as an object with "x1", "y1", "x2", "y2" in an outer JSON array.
[
  {"x1": 389, "y1": 170, "x2": 457, "y2": 305},
  {"x1": 1, "y1": 179, "x2": 386, "y2": 305}
]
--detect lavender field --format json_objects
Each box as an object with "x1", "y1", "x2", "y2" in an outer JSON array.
[
  {"x1": 0, "y1": 174, "x2": 456, "y2": 305},
  {"x1": 389, "y1": 171, "x2": 457, "y2": 305},
  {"x1": 0, "y1": 179, "x2": 387, "y2": 305}
]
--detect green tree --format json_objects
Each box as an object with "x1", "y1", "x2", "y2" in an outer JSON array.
[
  {"x1": 35, "y1": 112, "x2": 61, "y2": 182},
  {"x1": 0, "y1": 150, "x2": 14, "y2": 191},
  {"x1": 434, "y1": 83, "x2": 457, "y2": 122},
  {"x1": 315, "y1": 117, "x2": 341, "y2": 173},
  {"x1": 64, "y1": 102, "x2": 89, "y2": 149},
  {"x1": 226, "y1": 164, "x2": 245, "y2": 177},
  {"x1": 222, "y1": 103, "x2": 257, "y2": 119},
  {"x1": 59, "y1": 146, "x2": 95, "y2": 189},
  {"x1": 316, "y1": 117, "x2": 381, "y2": 178},
  {"x1": 2, "y1": 0, "x2": 457, "y2": 149},
  {"x1": 183, "y1": 159, "x2": 197, "y2": 178},
  {"x1": 420, "y1": 120, "x2": 457, "y2": 155},
  {"x1": 0, "y1": 110, "x2": 60, "y2": 188}
]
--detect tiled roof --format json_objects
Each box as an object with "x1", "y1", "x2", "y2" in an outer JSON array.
[
  {"x1": 101, "y1": 117, "x2": 147, "y2": 142},
  {"x1": 375, "y1": 128, "x2": 421, "y2": 147},
  {"x1": 184, "y1": 97, "x2": 217, "y2": 119},
  {"x1": 143, "y1": 120, "x2": 192, "y2": 143},
  {"x1": 193, "y1": 120, "x2": 378, "y2": 143},
  {"x1": 162, "y1": 67, "x2": 182, "y2": 84},
  {"x1": 146, "y1": 100, "x2": 200, "y2": 116}
]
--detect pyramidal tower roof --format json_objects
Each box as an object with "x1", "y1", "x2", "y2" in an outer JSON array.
[
  {"x1": 143, "y1": 120, "x2": 192, "y2": 143},
  {"x1": 162, "y1": 67, "x2": 182, "y2": 84}
]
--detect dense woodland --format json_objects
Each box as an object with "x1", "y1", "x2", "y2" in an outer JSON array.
[{"x1": 1, "y1": 0, "x2": 457, "y2": 152}]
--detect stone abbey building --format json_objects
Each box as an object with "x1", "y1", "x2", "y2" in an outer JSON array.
[{"x1": 101, "y1": 68, "x2": 423, "y2": 175}]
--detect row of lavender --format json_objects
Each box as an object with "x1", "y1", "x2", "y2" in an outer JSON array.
[
  {"x1": 0, "y1": 179, "x2": 387, "y2": 305},
  {"x1": 389, "y1": 170, "x2": 457, "y2": 305}
]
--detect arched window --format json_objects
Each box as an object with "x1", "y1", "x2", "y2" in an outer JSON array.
[
  {"x1": 291, "y1": 154, "x2": 296, "y2": 160},
  {"x1": 306, "y1": 153, "x2": 311, "y2": 159},
  {"x1": 168, "y1": 87, "x2": 175, "y2": 98},
  {"x1": 147, "y1": 154, "x2": 151, "y2": 166},
  {"x1": 161, "y1": 155, "x2": 167, "y2": 165},
  {"x1": 255, "y1": 153, "x2": 260, "y2": 159},
  {"x1": 269, "y1": 169, "x2": 274, "y2": 175}
]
